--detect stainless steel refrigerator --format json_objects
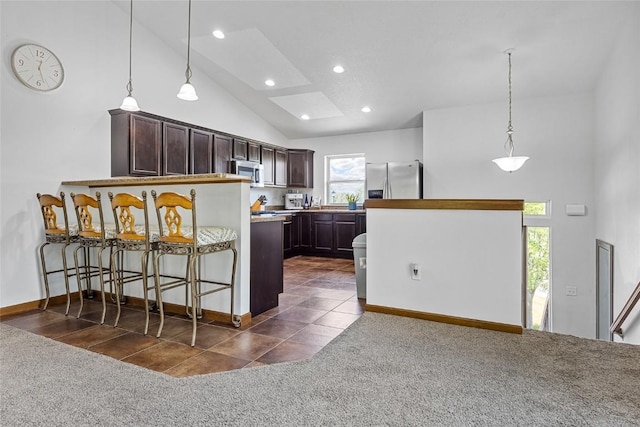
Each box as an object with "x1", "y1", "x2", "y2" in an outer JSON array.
[{"x1": 366, "y1": 160, "x2": 423, "y2": 199}]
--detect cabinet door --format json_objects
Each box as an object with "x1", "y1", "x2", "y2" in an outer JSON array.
[
  {"x1": 356, "y1": 213, "x2": 367, "y2": 235},
  {"x1": 250, "y1": 221, "x2": 284, "y2": 315},
  {"x1": 292, "y1": 214, "x2": 301, "y2": 249},
  {"x1": 275, "y1": 149, "x2": 288, "y2": 187},
  {"x1": 287, "y1": 149, "x2": 314, "y2": 188},
  {"x1": 299, "y1": 213, "x2": 312, "y2": 249},
  {"x1": 334, "y1": 214, "x2": 357, "y2": 255},
  {"x1": 190, "y1": 129, "x2": 213, "y2": 174},
  {"x1": 163, "y1": 122, "x2": 189, "y2": 175},
  {"x1": 130, "y1": 115, "x2": 161, "y2": 176},
  {"x1": 233, "y1": 138, "x2": 247, "y2": 160},
  {"x1": 247, "y1": 142, "x2": 261, "y2": 163},
  {"x1": 213, "y1": 134, "x2": 232, "y2": 173},
  {"x1": 313, "y1": 213, "x2": 334, "y2": 253},
  {"x1": 283, "y1": 220, "x2": 293, "y2": 255},
  {"x1": 261, "y1": 146, "x2": 275, "y2": 186}
]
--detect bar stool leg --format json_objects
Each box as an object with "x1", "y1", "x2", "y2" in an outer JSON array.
[
  {"x1": 38, "y1": 242, "x2": 52, "y2": 310},
  {"x1": 190, "y1": 255, "x2": 198, "y2": 347},
  {"x1": 141, "y1": 251, "x2": 151, "y2": 335},
  {"x1": 154, "y1": 252, "x2": 165, "y2": 338},
  {"x1": 112, "y1": 248, "x2": 123, "y2": 328},
  {"x1": 230, "y1": 248, "x2": 240, "y2": 327},
  {"x1": 73, "y1": 245, "x2": 85, "y2": 319}
]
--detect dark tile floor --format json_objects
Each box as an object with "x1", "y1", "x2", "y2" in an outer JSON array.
[{"x1": 1, "y1": 256, "x2": 362, "y2": 378}]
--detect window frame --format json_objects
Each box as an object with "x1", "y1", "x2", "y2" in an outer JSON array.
[{"x1": 324, "y1": 153, "x2": 366, "y2": 205}]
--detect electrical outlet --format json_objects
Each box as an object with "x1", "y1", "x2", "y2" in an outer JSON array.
[
  {"x1": 411, "y1": 263, "x2": 421, "y2": 280},
  {"x1": 566, "y1": 286, "x2": 577, "y2": 296}
]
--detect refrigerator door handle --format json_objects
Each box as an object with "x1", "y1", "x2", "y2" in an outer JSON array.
[{"x1": 384, "y1": 176, "x2": 390, "y2": 199}]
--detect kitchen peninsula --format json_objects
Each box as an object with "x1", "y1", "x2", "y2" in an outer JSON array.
[{"x1": 60, "y1": 173, "x2": 254, "y2": 323}]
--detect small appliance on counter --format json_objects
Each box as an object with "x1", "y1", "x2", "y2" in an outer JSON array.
[{"x1": 284, "y1": 193, "x2": 303, "y2": 209}]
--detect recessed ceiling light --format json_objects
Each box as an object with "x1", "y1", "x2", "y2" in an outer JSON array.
[
  {"x1": 361, "y1": 106, "x2": 372, "y2": 113},
  {"x1": 301, "y1": 114, "x2": 310, "y2": 120},
  {"x1": 212, "y1": 30, "x2": 225, "y2": 39},
  {"x1": 265, "y1": 79, "x2": 275, "y2": 87},
  {"x1": 332, "y1": 65, "x2": 345, "y2": 74}
]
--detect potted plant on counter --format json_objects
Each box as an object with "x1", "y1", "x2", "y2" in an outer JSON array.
[{"x1": 346, "y1": 193, "x2": 360, "y2": 210}]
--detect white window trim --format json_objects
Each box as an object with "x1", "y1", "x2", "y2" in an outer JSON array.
[{"x1": 324, "y1": 153, "x2": 365, "y2": 205}]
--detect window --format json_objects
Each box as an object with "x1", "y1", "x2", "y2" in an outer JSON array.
[
  {"x1": 325, "y1": 154, "x2": 365, "y2": 204},
  {"x1": 524, "y1": 201, "x2": 550, "y2": 217}
]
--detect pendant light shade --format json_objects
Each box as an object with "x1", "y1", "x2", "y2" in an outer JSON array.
[
  {"x1": 120, "y1": 0, "x2": 140, "y2": 111},
  {"x1": 492, "y1": 49, "x2": 528, "y2": 172},
  {"x1": 120, "y1": 95, "x2": 140, "y2": 111},
  {"x1": 177, "y1": 0, "x2": 198, "y2": 101}
]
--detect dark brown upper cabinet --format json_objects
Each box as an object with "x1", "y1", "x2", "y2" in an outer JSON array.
[
  {"x1": 232, "y1": 138, "x2": 247, "y2": 160},
  {"x1": 248, "y1": 141, "x2": 261, "y2": 163},
  {"x1": 163, "y1": 123, "x2": 189, "y2": 176},
  {"x1": 110, "y1": 110, "x2": 161, "y2": 177},
  {"x1": 287, "y1": 149, "x2": 314, "y2": 188},
  {"x1": 275, "y1": 149, "x2": 288, "y2": 187},
  {"x1": 261, "y1": 145, "x2": 275, "y2": 186},
  {"x1": 190, "y1": 129, "x2": 213, "y2": 174},
  {"x1": 214, "y1": 134, "x2": 233, "y2": 173}
]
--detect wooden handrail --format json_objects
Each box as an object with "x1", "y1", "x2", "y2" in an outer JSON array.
[{"x1": 610, "y1": 280, "x2": 640, "y2": 337}]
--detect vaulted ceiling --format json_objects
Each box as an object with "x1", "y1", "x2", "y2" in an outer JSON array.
[{"x1": 116, "y1": 1, "x2": 635, "y2": 139}]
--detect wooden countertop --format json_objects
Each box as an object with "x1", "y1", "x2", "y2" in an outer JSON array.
[
  {"x1": 364, "y1": 199, "x2": 524, "y2": 211},
  {"x1": 62, "y1": 173, "x2": 251, "y2": 188}
]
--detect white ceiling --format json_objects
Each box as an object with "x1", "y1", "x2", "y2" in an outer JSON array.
[{"x1": 115, "y1": 1, "x2": 635, "y2": 139}]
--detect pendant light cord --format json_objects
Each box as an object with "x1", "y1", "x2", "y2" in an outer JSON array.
[
  {"x1": 126, "y1": 0, "x2": 134, "y2": 96},
  {"x1": 184, "y1": 0, "x2": 193, "y2": 83},
  {"x1": 504, "y1": 51, "x2": 514, "y2": 157}
]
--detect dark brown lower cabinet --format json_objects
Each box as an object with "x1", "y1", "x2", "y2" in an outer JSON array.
[
  {"x1": 283, "y1": 212, "x2": 365, "y2": 259},
  {"x1": 250, "y1": 220, "x2": 284, "y2": 316},
  {"x1": 334, "y1": 214, "x2": 357, "y2": 255}
]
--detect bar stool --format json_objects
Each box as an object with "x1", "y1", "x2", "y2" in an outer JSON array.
[
  {"x1": 37, "y1": 192, "x2": 79, "y2": 314},
  {"x1": 108, "y1": 191, "x2": 160, "y2": 334},
  {"x1": 151, "y1": 189, "x2": 239, "y2": 347},
  {"x1": 70, "y1": 192, "x2": 117, "y2": 324}
]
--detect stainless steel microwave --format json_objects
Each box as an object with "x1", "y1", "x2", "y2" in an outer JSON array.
[{"x1": 230, "y1": 160, "x2": 264, "y2": 187}]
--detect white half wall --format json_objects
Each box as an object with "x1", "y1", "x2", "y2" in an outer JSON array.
[
  {"x1": 290, "y1": 127, "x2": 423, "y2": 202},
  {"x1": 594, "y1": 6, "x2": 640, "y2": 344},
  {"x1": 367, "y1": 208, "x2": 523, "y2": 327},
  {"x1": 423, "y1": 93, "x2": 596, "y2": 338},
  {"x1": 0, "y1": 1, "x2": 286, "y2": 309}
]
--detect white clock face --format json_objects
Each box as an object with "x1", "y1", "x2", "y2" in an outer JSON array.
[{"x1": 11, "y1": 44, "x2": 64, "y2": 92}]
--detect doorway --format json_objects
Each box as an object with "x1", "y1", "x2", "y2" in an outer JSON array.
[
  {"x1": 523, "y1": 202, "x2": 551, "y2": 331},
  {"x1": 596, "y1": 240, "x2": 614, "y2": 341}
]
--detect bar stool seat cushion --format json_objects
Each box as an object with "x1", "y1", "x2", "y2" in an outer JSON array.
[
  {"x1": 177, "y1": 226, "x2": 237, "y2": 246},
  {"x1": 45, "y1": 224, "x2": 79, "y2": 236}
]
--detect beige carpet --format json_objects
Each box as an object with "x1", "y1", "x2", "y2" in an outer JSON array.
[{"x1": 1, "y1": 312, "x2": 639, "y2": 426}]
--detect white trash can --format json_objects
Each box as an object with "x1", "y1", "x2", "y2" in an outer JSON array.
[{"x1": 352, "y1": 233, "x2": 367, "y2": 299}]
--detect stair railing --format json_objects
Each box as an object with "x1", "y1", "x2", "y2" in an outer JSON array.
[{"x1": 610, "y1": 280, "x2": 640, "y2": 338}]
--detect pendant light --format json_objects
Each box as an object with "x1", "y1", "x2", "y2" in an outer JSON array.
[
  {"x1": 492, "y1": 49, "x2": 528, "y2": 172},
  {"x1": 120, "y1": 0, "x2": 140, "y2": 111},
  {"x1": 177, "y1": 0, "x2": 198, "y2": 101}
]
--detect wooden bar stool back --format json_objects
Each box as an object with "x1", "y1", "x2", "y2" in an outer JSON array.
[
  {"x1": 108, "y1": 191, "x2": 160, "y2": 334},
  {"x1": 70, "y1": 192, "x2": 117, "y2": 324},
  {"x1": 37, "y1": 192, "x2": 79, "y2": 314},
  {"x1": 151, "y1": 189, "x2": 239, "y2": 346}
]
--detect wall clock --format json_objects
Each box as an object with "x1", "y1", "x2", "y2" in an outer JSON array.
[{"x1": 11, "y1": 44, "x2": 64, "y2": 92}]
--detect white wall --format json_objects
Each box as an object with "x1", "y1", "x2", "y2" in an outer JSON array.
[
  {"x1": 367, "y1": 208, "x2": 523, "y2": 327},
  {"x1": 423, "y1": 93, "x2": 596, "y2": 338},
  {"x1": 594, "y1": 8, "x2": 640, "y2": 344},
  {"x1": 291, "y1": 127, "x2": 423, "y2": 203},
  {"x1": 0, "y1": 1, "x2": 287, "y2": 309}
]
